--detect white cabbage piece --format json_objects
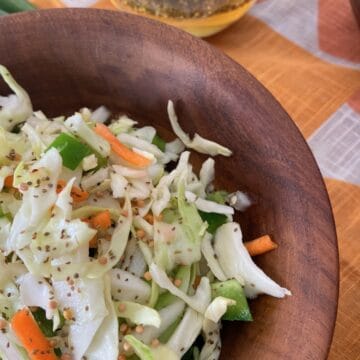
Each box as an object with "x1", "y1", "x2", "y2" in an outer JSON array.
[
  {"x1": 0, "y1": 326, "x2": 27, "y2": 360},
  {"x1": 204, "y1": 297, "x2": 235, "y2": 323},
  {"x1": 110, "y1": 171, "x2": 128, "y2": 198},
  {"x1": 127, "y1": 178, "x2": 151, "y2": 200},
  {"x1": 84, "y1": 274, "x2": 119, "y2": 360},
  {"x1": 108, "y1": 115, "x2": 137, "y2": 135},
  {"x1": 0, "y1": 65, "x2": 32, "y2": 131},
  {"x1": 214, "y1": 222, "x2": 291, "y2": 298},
  {"x1": 21, "y1": 123, "x2": 46, "y2": 159},
  {"x1": 115, "y1": 301, "x2": 161, "y2": 327},
  {"x1": 132, "y1": 126, "x2": 156, "y2": 143},
  {"x1": 124, "y1": 335, "x2": 179, "y2": 360},
  {"x1": 68, "y1": 317, "x2": 104, "y2": 360},
  {"x1": 149, "y1": 263, "x2": 211, "y2": 314},
  {"x1": 60, "y1": 165, "x2": 83, "y2": 186},
  {"x1": 153, "y1": 162, "x2": 206, "y2": 269},
  {"x1": 201, "y1": 233, "x2": 227, "y2": 281},
  {"x1": 0, "y1": 254, "x2": 26, "y2": 320},
  {"x1": 167, "y1": 101, "x2": 231, "y2": 157},
  {"x1": 111, "y1": 269, "x2": 151, "y2": 304},
  {"x1": 0, "y1": 128, "x2": 29, "y2": 165},
  {"x1": 167, "y1": 306, "x2": 203, "y2": 357},
  {"x1": 185, "y1": 191, "x2": 234, "y2": 215},
  {"x1": 163, "y1": 138, "x2": 185, "y2": 164},
  {"x1": 147, "y1": 164, "x2": 163, "y2": 186},
  {"x1": 81, "y1": 166, "x2": 109, "y2": 191},
  {"x1": 121, "y1": 236, "x2": 137, "y2": 271},
  {"x1": 136, "y1": 300, "x2": 185, "y2": 345},
  {"x1": 64, "y1": 113, "x2": 110, "y2": 157},
  {"x1": 151, "y1": 151, "x2": 190, "y2": 216},
  {"x1": 133, "y1": 216, "x2": 153, "y2": 237},
  {"x1": 26, "y1": 112, "x2": 68, "y2": 147},
  {"x1": 127, "y1": 246, "x2": 147, "y2": 278},
  {"x1": 0, "y1": 217, "x2": 11, "y2": 253},
  {"x1": 53, "y1": 276, "x2": 108, "y2": 324},
  {"x1": 199, "y1": 158, "x2": 215, "y2": 190},
  {"x1": 228, "y1": 190, "x2": 252, "y2": 211},
  {"x1": 138, "y1": 242, "x2": 153, "y2": 267},
  {"x1": 27, "y1": 178, "x2": 96, "y2": 263},
  {"x1": 54, "y1": 276, "x2": 108, "y2": 360},
  {"x1": 118, "y1": 133, "x2": 165, "y2": 161},
  {"x1": 86, "y1": 190, "x2": 120, "y2": 210},
  {"x1": 17, "y1": 198, "x2": 132, "y2": 281},
  {"x1": 8, "y1": 149, "x2": 62, "y2": 250},
  {"x1": 18, "y1": 273, "x2": 57, "y2": 319},
  {"x1": 199, "y1": 319, "x2": 221, "y2": 360},
  {"x1": 113, "y1": 164, "x2": 148, "y2": 179},
  {"x1": 90, "y1": 106, "x2": 110, "y2": 123},
  {"x1": 82, "y1": 154, "x2": 98, "y2": 171}
]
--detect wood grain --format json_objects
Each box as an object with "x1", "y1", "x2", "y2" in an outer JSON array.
[{"x1": 0, "y1": 9, "x2": 338, "y2": 359}]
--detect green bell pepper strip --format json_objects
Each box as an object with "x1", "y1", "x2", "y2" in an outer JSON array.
[
  {"x1": 211, "y1": 279, "x2": 252, "y2": 321},
  {"x1": 31, "y1": 308, "x2": 65, "y2": 337},
  {"x1": 199, "y1": 211, "x2": 227, "y2": 235},
  {"x1": 152, "y1": 133, "x2": 166, "y2": 152},
  {"x1": 0, "y1": 0, "x2": 35, "y2": 13},
  {"x1": 48, "y1": 133, "x2": 94, "y2": 170}
]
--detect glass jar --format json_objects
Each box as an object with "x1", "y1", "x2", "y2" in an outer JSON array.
[
  {"x1": 29, "y1": 0, "x2": 255, "y2": 37},
  {"x1": 111, "y1": 0, "x2": 256, "y2": 37}
]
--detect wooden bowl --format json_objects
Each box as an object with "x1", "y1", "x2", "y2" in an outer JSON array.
[{"x1": 0, "y1": 9, "x2": 338, "y2": 359}]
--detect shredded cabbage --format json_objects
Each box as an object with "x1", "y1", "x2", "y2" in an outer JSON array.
[
  {"x1": 124, "y1": 335, "x2": 178, "y2": 360},
  {"x1": 167, "y1": 101, "x2": 231, "y2": 157},
  {"x1": 0, "y1": 65, "x2": 32, "y2": 131},
  {"x1": 115, "y1": 301, "x2": 161, "y2": 327},
  {"x1": 149, "y1": 263, "x2": 211, "y2": 314},
  {"x1": 0, "y1": 68, "x2": 291, "y2": 360},
  {"x1": 214, "y1": 222, "x2": 291, "y2": 298},
  {"x1": 167, "y1": 306, "x2": 203, "y2": 357}
]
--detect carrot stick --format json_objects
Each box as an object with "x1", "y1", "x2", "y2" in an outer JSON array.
[
  {"x1": 244, "y1": 235, "x2": 278, "y2": 256},
  {"x1": 11, "y1": 308, "x2": 57, "y2": 360},
  {"x1": 90, "y1": 210, "x2": 111, "y2": 230},
  {"x1": 4, "y1": 175, "x2": 13, "y2": 188},
  {"x1": 94, "y1": 123, "x2": 151, "y2": 168},
  {"x1": 56, "y1": 179, "x2": 89, "y2": 203}
]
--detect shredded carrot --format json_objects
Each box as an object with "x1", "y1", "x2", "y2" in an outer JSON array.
[
  {"x1": 244, "y1": 235, "x2": 278, "y2": 256},
  {"x1": 4, "y1": 175, "x2": 13, "y2": 188},
  {"x1": 56, "y1": 179, "x2": 89, "y2": 203},
  {"x1": 90, "y1": 210, "x2": 111, "y2": 230},
  {"x1": 11, "y1": 308, "x2": 57, "y2": 360},
  {"x1": 94, "y1": 123, "x2": 151, "y2": 168}
]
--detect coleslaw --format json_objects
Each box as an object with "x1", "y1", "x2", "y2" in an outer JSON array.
[{"x1": 0, "y1": 65, "x2": 290, "y2": 360}]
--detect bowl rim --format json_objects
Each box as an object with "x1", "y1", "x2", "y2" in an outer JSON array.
[{"x1": 0, "y1": 8, "x2": 339, "y2": 358}]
